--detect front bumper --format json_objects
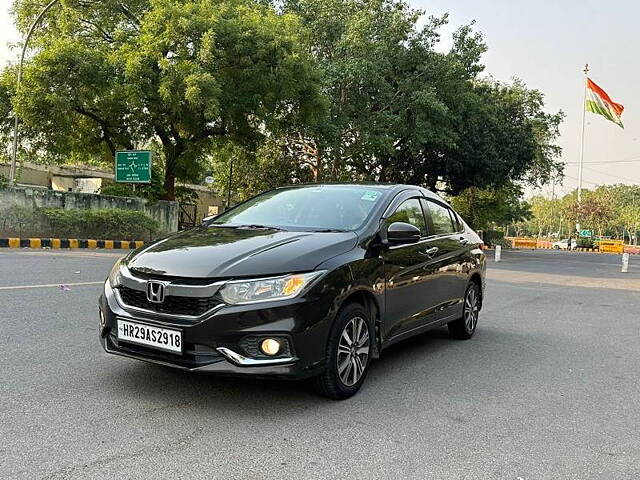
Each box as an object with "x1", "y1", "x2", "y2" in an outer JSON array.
[{"x1": 99, "y1": 281, "x2": 332, "y2": 379}]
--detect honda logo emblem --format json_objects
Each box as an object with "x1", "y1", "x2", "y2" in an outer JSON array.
[{"x1": 146, "y1": 281, "x2": 166, "y2": 303}]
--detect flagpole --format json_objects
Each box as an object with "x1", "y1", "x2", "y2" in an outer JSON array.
[{"x1": 577, "y1": 63, "x2": 589, "y2": 205}]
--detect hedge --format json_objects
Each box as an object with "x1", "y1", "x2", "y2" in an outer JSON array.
[{"x1": 0, "y1": 205, "x2": 159, "y2": 240}]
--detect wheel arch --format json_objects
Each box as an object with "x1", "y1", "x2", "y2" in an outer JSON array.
[
  {"x1": 337, "y1": 289, "x2": 382, "y2": 359},
  {"x1": 468, "y1": 272, "x2": 483, "y2": 307}
]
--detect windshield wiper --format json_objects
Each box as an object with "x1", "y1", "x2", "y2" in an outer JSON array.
[
  {"x1": 209, "y1": 223, "x2": 283, "y2": 231},
  {"x1": 310, "y1": 228, "x2": 347, "y2": 233},
  {"x1": 237, "y1": 224, "x2": 284, "y2": 231}
]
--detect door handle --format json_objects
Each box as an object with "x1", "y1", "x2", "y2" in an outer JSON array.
[{"x1": 421, "y1": 246, "x2": 439, "y2": 257}]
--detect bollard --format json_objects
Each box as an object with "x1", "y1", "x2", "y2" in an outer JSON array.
[
  {"x1": 622, "y1": 252, "x2": 629, "y2": 273},
  {"x1": 495, "y1": 245, "x2": 502, "y2": 262}
]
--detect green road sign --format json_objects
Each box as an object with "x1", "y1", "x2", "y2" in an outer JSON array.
[
  {"x1": 579, "y1": 229, "x2": 592, "y2": 238},
  {"x1": 115, "y1": 151, "x2": 152, "y2": 183}
]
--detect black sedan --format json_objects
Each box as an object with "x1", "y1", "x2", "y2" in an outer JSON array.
[{"x1": 99, "y1": 184, "x2": 486, "y2": 399}]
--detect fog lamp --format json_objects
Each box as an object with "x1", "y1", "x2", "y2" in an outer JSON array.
[{"x1": 260, "y1": 338, "x2": 281, "y2": 356}]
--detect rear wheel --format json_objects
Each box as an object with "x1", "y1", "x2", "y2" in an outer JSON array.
[
  {"x1": 448, "y1": 282, "x2": 480, "y2": 340},
  {"x1": 314, "y1": 302, "x2": 372, "y2": 400}
]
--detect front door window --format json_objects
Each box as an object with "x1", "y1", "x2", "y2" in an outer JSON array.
[{"x1": 386, "y1": 198, "x2": 427, "y2": 236}]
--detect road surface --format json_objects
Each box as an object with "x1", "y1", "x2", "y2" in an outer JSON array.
[{"x1": 1, "y1": 248, "x2": 638, "y2": 479}]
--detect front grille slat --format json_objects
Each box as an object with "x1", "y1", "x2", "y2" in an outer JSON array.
[{"x1": 118, "y1": 286, "x2": 221, "y2": 316}]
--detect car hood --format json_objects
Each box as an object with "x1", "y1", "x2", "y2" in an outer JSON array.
[{"x1": 126, "y1": 226, "x2": 358, "y2": 278}]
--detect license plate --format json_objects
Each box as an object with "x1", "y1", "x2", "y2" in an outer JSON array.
[{"x1": 117, "y1": 319, "x2": 183, "y2": 354}]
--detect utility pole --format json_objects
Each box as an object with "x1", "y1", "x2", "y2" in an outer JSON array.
[{"x1": 9, "y1": 0, "x2": 61, "y2": 188}]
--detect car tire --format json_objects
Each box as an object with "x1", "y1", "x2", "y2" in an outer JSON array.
[
  {"x1": 553, "y1": 245, "x2": 559, "y2": 249},
  {"x1": 313, "y1": 302, "x2": 372, "y2": 400},
  {"x1": 448, "y1": 282, "x2": 481, "y2": 340}
]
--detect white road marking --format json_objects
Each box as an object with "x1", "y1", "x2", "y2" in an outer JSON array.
[{"x1": 0, "y1": 281, "x2": 104, "y2": 291}]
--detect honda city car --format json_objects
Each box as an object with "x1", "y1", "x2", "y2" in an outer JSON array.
[{"x1": 99, "y1": 184, "x2": 486, "y2": 399}]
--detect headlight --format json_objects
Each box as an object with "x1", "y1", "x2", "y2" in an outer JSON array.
[
  {"x1": 219, "y1": 271, "x2": 325, "y2": 305},
  {"x1": 108, "y1": 258, "x2": 126, "y2": 288}
]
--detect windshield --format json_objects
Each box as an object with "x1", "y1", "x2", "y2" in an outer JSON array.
[{"x1": 211, "y1": 185, "x2": 388, "y2": 231}]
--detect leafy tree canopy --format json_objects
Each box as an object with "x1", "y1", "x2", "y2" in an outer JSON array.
[
  {"x1": 518, "y1": 185, "x2": 640, "y2": 243},
  {"x1": 215, "y1": 0, "x2": 564, "y2": 198},
  {"x1": 450, "y1": 183, "x2": 531, "y2": 231},
  {"x1": 2, "y1": 0, "x2": 564, "y2": 205},
  {"x1": 2, "y1": 0, "x2": 323, "y2": 199}
]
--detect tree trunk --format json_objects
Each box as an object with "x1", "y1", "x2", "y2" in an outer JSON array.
[
  {"x1": 315, "y1": 152, "x2": 322, "y2": 182},
  {"x1": 163, "y1": 155, "x2": 176, "y2": 201}
]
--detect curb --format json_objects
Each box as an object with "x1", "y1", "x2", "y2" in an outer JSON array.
[{"x1": 0, "y1": 238, "x2": 146, "y2": 249}]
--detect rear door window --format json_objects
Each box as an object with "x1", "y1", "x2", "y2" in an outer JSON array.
[
  {"x1": 424, "y1": 199, "x2": 455, "y2": 236},
  {"x1": 449, "y1": 209, "x2": 463, "y2": 232}
]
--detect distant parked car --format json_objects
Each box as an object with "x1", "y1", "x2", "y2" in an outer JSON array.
[{"x1": 552, "y1": 238, "x2": 577, "y2": 250}]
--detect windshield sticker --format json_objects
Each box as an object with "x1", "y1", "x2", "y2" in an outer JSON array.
[{"x1": 361, "y1": 191, "x2": 380, "y2": 202}]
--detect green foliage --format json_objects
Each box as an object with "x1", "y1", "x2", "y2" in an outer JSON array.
[
  {"x1": 3, "y1": 0, "x2": 323, "y2": 199},
  {"x1": 99, "y1": 164, "x2": 165, "y2": 201},
  {"x1": 210, "y1": 138, "x2": 315, "y2": 201},
  {"x1": 0, "y1": 203, "x2": 38, "y2": 236},
  {"x1": 450, "y1": 183, "x2": 531, "y2": 231},
  {"x1": 520, "y1": 184, "x2": 640, "y2": 243},
  {"x1": 481, "y1": 230, "x2": 509, "y2": 248},
  {"x1": 576, "y1": 237, "x2": 595, "y2": 249},
  {"x1": 492, "y1": 236, "x2": 513, "y2": 249},
  {"x1": 98, "y1": 162, "x2": 198, "y2": 203},
  {"x1": 37, "y1": 208, "x2": 159, "y2": 239},
  {"x1": 3, "y1": 0, "x2": 563, "y2": 203},
  {"x1": 0, "y1": 203, "x2": 158, "y2": 239},
  {"x1": 0, "y1": 173, "x2": 7, "y2": 190},
  {"x1": 273, "y1": 0, "x2": 563, "y2": 193}
]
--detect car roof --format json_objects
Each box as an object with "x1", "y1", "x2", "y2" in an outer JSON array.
[{"x1": 276, "y1": 182, "x2": 441, "y2": 198}]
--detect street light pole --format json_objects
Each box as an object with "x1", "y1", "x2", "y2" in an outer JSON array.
[{"x1": 9, "y1": 0, "x2": 61, "y2": 187}]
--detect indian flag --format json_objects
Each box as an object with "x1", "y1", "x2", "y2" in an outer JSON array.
[{"x1": 585, "y1": 78, "x2": 624, "y2": 128}]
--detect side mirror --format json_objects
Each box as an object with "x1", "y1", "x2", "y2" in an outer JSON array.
[{"x1": 386, "y1": 222, "x2": 421, "y2": 245}]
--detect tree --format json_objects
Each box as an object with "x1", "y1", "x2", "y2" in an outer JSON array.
[
  {"x1": 450, "y1": 183, "x2": 531, "y2": 231},
  {"x1": 523, "y1": 185, "x2": 640, "y2": 242},
  {"x1": 528, "y1": 195, "x2": 560, "y2": 237},
  {"x1": 2, "y1": 0, "x2": 323, "y2": 199},
  {"x1": 278, "y1": 0, "x2": 564, "y2": 194},
  {"x1": 209, "y1": 138, "x2": 315, "y2": 203}
]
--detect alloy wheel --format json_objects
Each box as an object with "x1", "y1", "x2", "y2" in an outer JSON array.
[
  {"x1": 336, "y1": 316, "x2": 370, "y2": 387},
  {"x1": 463, "y1": 287, "x2": 479, "y2": 333}
]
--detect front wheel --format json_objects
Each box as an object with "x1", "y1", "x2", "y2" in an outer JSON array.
[
  {"x1": 313, "y1": 302, "x2": 372, "y2": 400},
  {"x1": 448, "y1": 282, "x2": 481, "y2": 340}
]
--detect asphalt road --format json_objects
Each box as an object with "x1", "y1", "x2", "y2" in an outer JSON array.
[{"x1": 1, "y1": 248, "x2": 639, "y2": 479}]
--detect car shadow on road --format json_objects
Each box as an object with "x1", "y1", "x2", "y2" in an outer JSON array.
[{"x1": 102, "y1": 322, "x2": 546, "y2": 415}]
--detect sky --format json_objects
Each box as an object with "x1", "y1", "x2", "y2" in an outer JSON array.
[{"x1": 1, "y1": 0, "x2": 639, "y2": 198}]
